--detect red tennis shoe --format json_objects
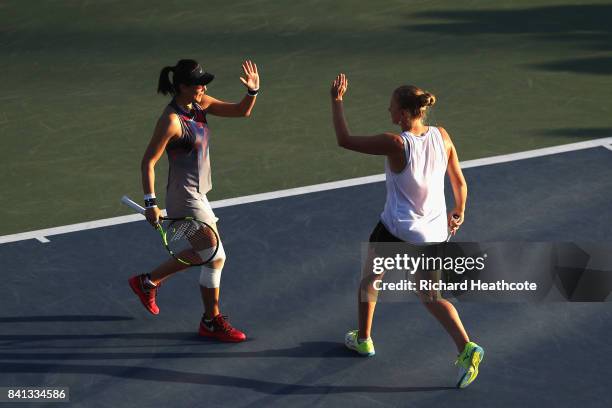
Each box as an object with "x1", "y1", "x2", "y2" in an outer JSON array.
[
  {"x1": 128, "y1": 274, "x2": 159, "y2": 315},
  {"x1": 198, "y1": 314, "x2": 246, "y2": 342}
]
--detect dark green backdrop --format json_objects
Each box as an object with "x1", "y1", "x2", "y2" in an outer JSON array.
[{"x1": 1, "y1": 0, "x2": 611, "y2": 234}]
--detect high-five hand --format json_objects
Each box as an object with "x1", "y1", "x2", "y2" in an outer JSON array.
[
  {"x1": 331, "y1": 73, "x2": 348, "y2": 101},
  {"x1": 240, "y1": 60, "x2": 260, "y2": 91}
]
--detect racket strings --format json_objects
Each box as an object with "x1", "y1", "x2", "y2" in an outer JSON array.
[
  {"x1": 187, "y1": 227, "x2": 218, "y2": 250},
  {"x1": 166, "y1": 220, "x2": 218, "y2": 265},
  {"x1": 168, "y1": 221, "x2": 194, "y2": 242}
]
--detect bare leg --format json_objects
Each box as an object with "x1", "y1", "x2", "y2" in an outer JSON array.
[
  {"x1": 422, "y1": 298, "x2": 469, "y2": 352},
  {"x1": 357, "y1": 250, "x2": 382, "y2": 339},
  {"x1": 150, "y1": 223, "x2": 220, "y2": 286},
  {"x1": 149, "y1": 257, "x2": 190, "y2": 285},
  {"x1": 200, "y1": 286, "x2": 220, "y2": 319},
  {"x1": 356, "y1": 241, "x2": 470, "y2": 352},
  {"x1": 199, "y1": 256, "x2": 225, "y2": 319},
  {"x1": 358, "y1": 297, "x2": 377, "y2": 339}
]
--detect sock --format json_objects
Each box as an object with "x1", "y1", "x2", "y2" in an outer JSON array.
[
  {"x1": 358, "y1": 337, "x2": 371, "y2": 344},
  {"x1": 143, "y1": 274, "x2": 157, "y2": 289}
]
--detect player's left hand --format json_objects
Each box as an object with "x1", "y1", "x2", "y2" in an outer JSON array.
[
  {"x1": 240, "y1": 60, "x2": 259, "y2": 91},
  {"x1": 448, "y1": 210, "x2": 463, "y2": 235}
]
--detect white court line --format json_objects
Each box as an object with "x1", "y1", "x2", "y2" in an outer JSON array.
[{"x1": 1, "y1": 137, "x2": 611, "y2": 245}]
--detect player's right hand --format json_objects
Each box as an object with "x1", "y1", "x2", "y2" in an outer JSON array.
[
  {"x1": 145, "y1": 206, "x2": 162, "y2": 227},
  {"x1": 331, "y1": 73, "x2": 348, "y2": 101}
]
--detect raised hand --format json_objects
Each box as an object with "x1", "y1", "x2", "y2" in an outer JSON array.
[
  {"x1": 239, "y1": 60, "x2": 260, "y2": 91},
  {"x1": 331, "y1": 73, "x2": 348, "y2": 101}
]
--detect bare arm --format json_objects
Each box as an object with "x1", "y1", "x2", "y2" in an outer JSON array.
[
  {"x1": 332, "y1": 100, "x2": 404, "y2": 155},
  {"x1": 440, "y1": 127, "x2": 467, "y2": 234},
  {"x1": 331, "y1": 73, "x2": 404, "y2": 158},
  {"x1": 141, "y1": 113, "x2": 179, "y2": 195},
  {"x1": 203, "y1": 94, "x2": 257, "y2": 118},
  {"x1": 139, "y1": 112, "x2": 180, "y2": 225},
  {"x1": 202, "y1": 60, "x2": 259, "y2": 118}
]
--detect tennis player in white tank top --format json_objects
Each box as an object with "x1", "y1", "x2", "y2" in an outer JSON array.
[
  {"x1": 380, "y1": 125, "x2": 449, "y2": 243},
  {"x1": 331, "y1": 74, "x2": 484, "y2": 388}
]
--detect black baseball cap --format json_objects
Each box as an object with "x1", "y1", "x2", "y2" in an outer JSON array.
[{"x1": 175, "y1": 63, "x2": 214, "y2": 86}]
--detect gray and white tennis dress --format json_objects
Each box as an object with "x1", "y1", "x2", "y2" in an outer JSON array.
[
  {"x1": 379, "y1": 126, "x2": 448, "y2": 244},
  {"x1": 165, "y1": 99, "x2": 218, "y2": 224}
]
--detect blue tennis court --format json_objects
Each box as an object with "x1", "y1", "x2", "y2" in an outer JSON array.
[{"x1": 1, "y1": 145, "x2": 611, "y2": 407}]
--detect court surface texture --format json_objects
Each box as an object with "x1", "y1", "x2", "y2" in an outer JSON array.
[{"x1": 1, "y1": 143, "x2": 611, "y2": 407}]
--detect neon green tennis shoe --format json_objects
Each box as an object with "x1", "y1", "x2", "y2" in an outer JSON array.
[
  {"x1": 344, "y1": 330, "x2": 375, "y2": 357},
  {"x1": 455, "y1": 341, "x2": 484, "y2": 388}
]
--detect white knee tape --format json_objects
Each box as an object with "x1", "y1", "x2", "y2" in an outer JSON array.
[
  {"x1": 199, "y1": 241, "x2": 226, "y2": 288},
  {"x1": 199, "y1": 266, "x2": 221, "y2": 288},
  {"x1": 211, "y1": 240, "x2": 226, "y2": 263}
]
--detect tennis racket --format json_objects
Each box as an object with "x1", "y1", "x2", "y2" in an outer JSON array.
[{"x1": 121, "y1": 195, "x2": 219, "y2": 266}]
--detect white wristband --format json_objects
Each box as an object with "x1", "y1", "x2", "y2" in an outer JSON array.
[{"x1": 144, "y1": 194, "x2": 157, "y2": 209}]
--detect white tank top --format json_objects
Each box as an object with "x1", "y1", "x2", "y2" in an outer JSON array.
[{"x1": 380, "y1": 127, "x2": 448, "y2": 243}]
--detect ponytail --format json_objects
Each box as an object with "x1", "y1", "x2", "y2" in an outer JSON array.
[
  {"x1": 157, "y1": 66, "x2": 175, "y2": 95},
  {"x1": 418, "y1": 92, "x2": 436, "y2": 110}
]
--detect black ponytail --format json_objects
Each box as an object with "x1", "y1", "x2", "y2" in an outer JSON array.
[
  {"x1": 157, "y1": 66, "x2": 175, "y2": 95},
  {"x1": 157, "y1": 60, "x2": 202, "y2": 96}
]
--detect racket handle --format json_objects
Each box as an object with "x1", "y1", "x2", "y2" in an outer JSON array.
[{"x1": 121, "y1": 195, "x2": 146, "y2": 215}]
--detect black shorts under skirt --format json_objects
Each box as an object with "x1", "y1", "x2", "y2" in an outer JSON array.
[{"x1": 367, "y1": 220, "x2": 443, "y2": 301}]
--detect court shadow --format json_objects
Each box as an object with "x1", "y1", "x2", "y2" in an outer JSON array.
[
  {"x1": 0, "y1": 339, "x2": 354, "y2": 359},
  {"x1": 529, "y1": 56, "x2": 612, "y2": 75},
  {"x1": 535, "y1": 128, "x2": 612, "y2": 139},
  {"x1": 0, "y1": 315, "x2": 135, "y2": 323},
  {"x1": 0, "y1": 331, "x2": 202, "y2": 344},
  {"x1": 407, "y1": 5, "x2": 612, "y2": 43},
  {"x1": 0, "y1": 361, "x2": 454, "y2": 394},
  {"x1": 405, "y1": 4, "x2": 612, "y2": 75}
]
